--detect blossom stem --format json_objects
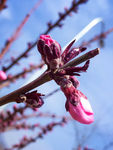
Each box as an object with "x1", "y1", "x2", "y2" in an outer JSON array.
[{"x1": 0, "y1": 48, "x2": 99, "y2": 106}]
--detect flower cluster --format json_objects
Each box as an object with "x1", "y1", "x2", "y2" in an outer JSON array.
[
  {"x1": 24, "y1": 91, "x2": 44, "y2": 108},
  {"x1": 37, "y1": 35, "x2": 62, "y2": 69},
  {"x1": 37, "y1": 35, "x2": 95, "y2": 124},
  {"x1": 17, "y1": 91, "x2": 44, "y2": 109}
]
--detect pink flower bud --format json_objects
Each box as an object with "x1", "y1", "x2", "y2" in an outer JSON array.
[
  {"x1": 25, "y1": 91, "x2": 44, "y2": 108},
  {"x1": 40, "y1": 35, "x2": 54, "y2": 46},
  {"x1": 0, "y1": 70, "x2": 7, "y2": 81},
  {"x1": 69, "y1": 89, "x2": 94, "y2": 124},
  {"x1": 37, "y1": 35, "x2": 61, "y2": 66},
  {"x1": 62, "y1": 85, "x2": 94, "y2": 124}
]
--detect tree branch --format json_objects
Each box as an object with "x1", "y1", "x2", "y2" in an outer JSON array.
[{"x1": 0, "y1": 48, "x2": 99, "y2": 106}]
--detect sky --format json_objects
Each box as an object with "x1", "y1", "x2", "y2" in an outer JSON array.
[{"x1": 0, "y1": 0, "x2": 113, "y2": 150}]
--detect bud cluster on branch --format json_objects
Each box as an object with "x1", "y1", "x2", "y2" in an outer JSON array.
[
  {"x1": 37, "y1": 35, "x2": 99, "y2": 124},
  {"x1": 0, "y1": 0, "x2": 113, "y2": 149},
  {"x1": 0, "y1": 34, "x2": 99, "y2": 127}
]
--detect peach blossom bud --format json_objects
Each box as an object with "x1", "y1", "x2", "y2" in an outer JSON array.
[
  {"x1": 0, "y1": 70, "x2": 7, "y2": 81},
  {"x1": 37, "y1": 35, "x2": 61, "y2": 66},
  {"x1": 61, "y1": 85, "x2": 94, "y2": 124},
  {"x1": 68, "y1": 89, "x2": 94, "y2": 124}
]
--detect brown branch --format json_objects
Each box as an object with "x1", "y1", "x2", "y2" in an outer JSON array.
[
  {"x1": 3, "y1": 0, "x2": 88, "y2": 72},
  {"x1": 0, "y1": 62, "x2": 44, "y2": 89},
  {"x1": 0, "y1": 48, "x2": 99, "y2": 107},
  {"x1": 15, "y1": 112, "x2": 71, "y2": 122},
  {"x1": 3, "y1": 122, "x2": 43, "y2": 132},
  {"x1": 5, "y1": 114, "x2": 71, "y2": 132},
  {"x1": 5, "y1": 118, "x2": 68, "y2": 150},
  {"x1": 0, "y1": 0, "x2": 7, "y2": 11},
  {"x1": 0, "y1": 71, "x2": 51, "y2": 106},
  {"x1": 0, "y1": 0, "x2": 43, "y2": 59}
]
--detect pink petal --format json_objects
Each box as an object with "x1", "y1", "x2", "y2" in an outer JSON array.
[
  {"x1": 40, "y1": 35, "x2": 54, "y2": 46},
  {"x1": 0, "y1": 70, "x2": 7, "y2": 81},
  {"x1": 68, "y1": 90, "x2": 94, "y2": 124}
]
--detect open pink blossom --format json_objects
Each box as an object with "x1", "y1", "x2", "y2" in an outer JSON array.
[
  {"x1": 68, "y1": 89, "x2": 94, "y2": 124},
  {"x1": 0, "y1": 70, "x2": 7, "y2": 81},
  {"x1": 62, "y1": 85, "x2": 94, "y2": 124}
]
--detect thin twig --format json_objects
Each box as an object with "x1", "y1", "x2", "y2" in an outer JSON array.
[
  {"x1": 0, "y1": 62, "x2": 44, "y2": 89},
  {"x1": 3, "y1": 0, "x2": 88, "y2": 72},
  {"x1": 0, "y1": 0, "x2": 43, "y2": 59},
  {"x1": 80, "y1": 27, "x2": 113, "y2": 47},
  {"x1": 5, "y1": 118, "x2": 68, "y2": 150},
  {"x1": 44, "y1": 88, "x2": 60, "y2": 99}
]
